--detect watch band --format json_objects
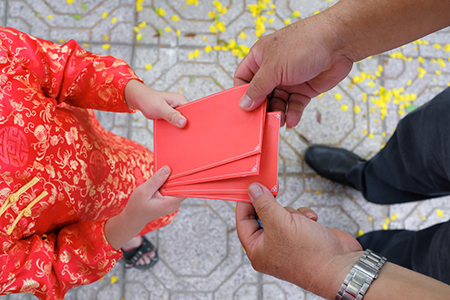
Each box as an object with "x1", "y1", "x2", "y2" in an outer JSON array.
[{"x1": 335, "y1": 249, "x2": 386, "y2": 300}]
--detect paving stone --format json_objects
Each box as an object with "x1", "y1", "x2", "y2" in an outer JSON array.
[{"x1": 3, "y1": 0, "x2": 450, "y2": 299}]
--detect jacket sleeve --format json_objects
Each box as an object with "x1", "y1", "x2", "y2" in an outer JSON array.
[
  {"x1": 0, "y1": 27, "x2": 142, "y2": 112},
  {"x1": 0, "y1": 220, "x2": 122, "y2": 300}
]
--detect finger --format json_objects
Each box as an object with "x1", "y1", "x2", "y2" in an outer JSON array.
[
  {"x1": 284, "y1": 206, "x2": 300, "y2": 214},
  {"x1": 269, "y1": 88, "x2": 289, "y2": 126},
  {"x1": 164, "y1": 92, "x2": 190, "y2": 107},
  {"x1": 296, "y1": 207, "x2": 318, "y2": 221},
  {"x1": 136, "y1": 166, "x2": 171, "y2": 198},
  {"x1": 235, "y1": 201, "x2": 263, "y2": 250},
  {"x1": 248, "y1": 183, "x2": 288, "y2": 228},
  {"x1": 156, "y1": 102, "x2": 187, "y2": 128},
  {"x1": 239, "y1": 68, "x2": 277, "y2": 111},
  {"x1": 233, "y1": 51, "x2": 257, "y2": 87},
  {"x1": 285, "y1": 94, "x2": 311, "y2": 128}
]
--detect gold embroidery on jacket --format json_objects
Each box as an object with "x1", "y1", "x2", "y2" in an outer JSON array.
[{"x1": 0, "y1": 176, "x2": 48, "y2": 235}]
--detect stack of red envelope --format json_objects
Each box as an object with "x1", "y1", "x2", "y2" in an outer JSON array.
[{"x1": 154, "y1": 84, "x2": 280, "y2": 203}]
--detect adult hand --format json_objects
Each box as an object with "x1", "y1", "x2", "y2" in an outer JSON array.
[
  {"x1": 236, "y1": 182, "x2": 362, "y2": 299},
  {"x1": 234, "y1": 13, "x2": 353, "y2": 128},
  {"x1": 125, "y1": 80, "x2": 188, "y2": 128}
]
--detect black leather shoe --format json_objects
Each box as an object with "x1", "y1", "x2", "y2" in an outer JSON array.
[{"x1": 304, "y1": 145, "x2": 366, "y2": 186}]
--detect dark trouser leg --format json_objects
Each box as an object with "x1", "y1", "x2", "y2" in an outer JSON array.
[
  {"x1": 347, "y1": 87, "x2": 450, "y2": 204},
  {"x1": 357, "y1": 221, "x2": 450, "y2": 284},
  {"x1": 345, "y1": 87, "x2": 450, "y2": 283}
]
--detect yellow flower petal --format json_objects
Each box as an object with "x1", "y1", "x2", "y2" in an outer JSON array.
[
  {"x1": 164, "y1": 27, "x2": 172, "y2": 32},
  {"x1": 239, "y1": 31, "x2": 247, "y2": 40},
  {"x1": 292, "y1": 11, "x2": 300, "y2": 18},
  {"x1": 138, "y1": 21, "x2": 147, "y2": 28},
  {"x1": 437, "y1": 209, "x2": 444, "y2": 217},
  {"x1": 171, "y1": 15, "x2": 180, "y2": 21},
  {"x1": 283, "y1": 19, "x2": 291, "y2": 25},
  {"x1": 67, "y1": 0, "x2": 74, "y2": 4},
  {"x1": 47, "y1": 15, "x2": 53, "y2": 19},
  {"x1": 417, "y1": 66, "x2": 427, "y2": 78},
  {"x1": 111, "y1": 17, "x2": 117, "y2": 24},
  {"x1": 186, "y1": 0, "x2": 199, "y2": 5},
  {"x1": 368, "y1": 133, "x2": 374, "y2": 139},
  {"x1": 110, "y1": 276, "x2": 118, "y2": 284},
  {"x1": 102, "y1": 12, "x2": 108, "y2": 19},
  {"x1": 204, "y1": 45, "x2": 212, "y2": 53},
  {"x1": 136, "y1": 33, "x2": 143, "y2": 41},
  {"x1": 176, "y1": 30, "x2": 181, "y2": 37},
  {"x1": 354, "y1": 105, "x2": 361, "y2": 114},
  {"x1": 391, "y1": 213, "x2": 398, "y2": 221},
  {"x1": 340, "y1": 104, "x2": 349, "y2": 112},
  {"x1": 334, "y1": 93, "x2": 342, "y2": 100},
  {"x1": 145, "y1": 64, "x2": 153, "y2": 70},
  {"x1": 433, "y1": 44, "x2": 441, "y2": 50},
  {"x1": 209, "y1": 25, "x2": 217, "y2": 33},
  {"x1": 155, "y1": 7, "x2": 166, "y2": 17},
  {"x1": 357, "y1": 229, "x2": 364, "y2": 237},
  {"x1": 102, "y1": 44, "x2": 111, "y2": 50}
]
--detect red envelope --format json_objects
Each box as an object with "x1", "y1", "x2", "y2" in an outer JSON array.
[
  {"x1": 163, "y1": 153, "x2": 260, "y2": 187},
  {"x1": 176, "y1": 194, "x2": 253, "y2": 203},
  {"x1": 161, "y1": 112, "x2": 280, "y2": 201},
  {"x1": 154, "y1": 84, "x2": 267, "y2": 180}
]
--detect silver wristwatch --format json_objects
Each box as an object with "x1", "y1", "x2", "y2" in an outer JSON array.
[{"x1": 335, "y1": 249, "x2": 386, "y2": 300}]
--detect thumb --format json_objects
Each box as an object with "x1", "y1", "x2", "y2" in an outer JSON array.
[
  {"x1": 157, "y1": 103, "x2": 187, "y2": 128},
  {"x1": 137, "y1": 166, "x2": 171, "y2": 197},
  {"x1": 239, "y1": 67, "x2": 276, "y2": 111},
  {"x1": 248, "y1": 183, "x2": 287, "y2": 227}
]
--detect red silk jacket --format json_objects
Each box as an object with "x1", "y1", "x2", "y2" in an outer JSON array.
[{"x1": 0, "y1": 27, "x2": 176, "y2": 299}]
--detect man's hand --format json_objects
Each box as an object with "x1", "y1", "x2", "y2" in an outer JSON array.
[
  {"x1": 234, "y1": 14, "x2": 353, "y2": 128},
  {"x1": 125, "y1": 80, "x2": 188, "y2": 128},
  {"x1": 236, "y1": 182, "x2": 362, "y2": 299}
]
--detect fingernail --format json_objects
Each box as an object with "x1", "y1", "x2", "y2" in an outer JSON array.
[
  {"x1": 177, "y1": 116, "x2": 186, "y2": 128},
  {"x1": 248, "y1": 183, "x2": 264, "y2": 200},
  {"x1": 161, "y1": 166, "x2": 170, "y2": 175},
  {"x1": 305, "y1": 212, "x2": 315, "y2": 220},
  {"x1": 239, "y1": 94, "x2": 253, "y2": 110}
]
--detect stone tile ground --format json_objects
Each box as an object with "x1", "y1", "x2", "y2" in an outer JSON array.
[{"x1": 2, "y1": 0, "x2": 450, "y2": 299}]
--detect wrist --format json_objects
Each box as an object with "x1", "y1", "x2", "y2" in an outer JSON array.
[
  {"x1": 124, "y1": 79, "x2": 144, "y2": 110},
  {"x1": 308, "y1": 251, "x2": 364, "y2": 300},
  {"x1": 105, "y1": 210, "x2": 145, "y2": 250}
]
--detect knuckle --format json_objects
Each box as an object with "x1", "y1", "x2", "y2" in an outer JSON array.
[{"x1": 167, "y1": 110, "x2": 180, "y2": 123}]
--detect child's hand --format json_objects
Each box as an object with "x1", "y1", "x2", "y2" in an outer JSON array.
[
  {"x1": 105, "y1": 166, "x2": 185, "y2": 250},
  {"x1": 123, "y1": 166, "x2": 184, "y2": 229},
  {"x1": 125, "y1": 80, "x2": 188, "y2": 128}
]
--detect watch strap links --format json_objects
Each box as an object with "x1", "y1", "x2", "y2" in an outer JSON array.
[{"x1": 336, "y1": 249, "x2": 386, "y2": 300}]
